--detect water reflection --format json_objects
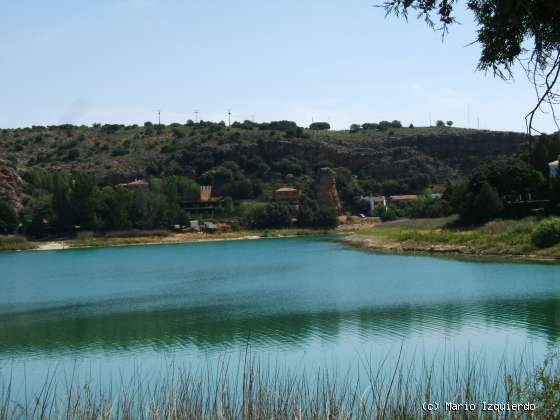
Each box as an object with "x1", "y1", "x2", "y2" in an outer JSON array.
[
  {"x1": 1, "y1": 237, "x2": 560, "y2": 362},
  {"x1": 2, "y1": 295, "x2": 560, "y2": 357}
]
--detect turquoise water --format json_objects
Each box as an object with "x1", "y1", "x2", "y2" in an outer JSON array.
[{"x1": 1, "y1": 236, "x2": 560, "y2": 394}]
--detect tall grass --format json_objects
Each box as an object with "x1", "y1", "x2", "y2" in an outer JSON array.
[
  {"x1": 0, "y1": 235, "x2": 36, "y2": 252},
  {"x1": 358, "y1": 217, "x2": 560, "y2": 259},
  {"x1": 1, "y1": 351, "x2": 557, "y2": 419}
]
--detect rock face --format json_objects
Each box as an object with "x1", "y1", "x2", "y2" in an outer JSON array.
[
  {"x1": 0, "y1": 163, "x2": 23, "y2": 210},
  {"x1": 315, "y1": 167, "x2": 341, "y2": 211}
]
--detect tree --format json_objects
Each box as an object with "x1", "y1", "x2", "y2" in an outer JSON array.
[
  {"x1": 244, "y1": 203, "x2": 293, "y2": 229},
  {"x1": 0, "y1": 201, "x2": 18, "y2": 234},
  {"x1": 219, "y1": 196, "x2": 234, "y2": 215},
  {"x1": 436, "y1": 120, "x2": 445, "y2": 128},
  {"x1": 22, "y1": 197, "x2": 53, "y2": 238},
  {"x1": 390, "y1": 120, "x2": 402, "y2": 128},
  {"x1": 70, "y1": 173, "x2": 98, "y2": 229},
  {"x1": 312, "y1": 206, "x2": 339, "y2": 228},
  {"x1": 446, "y1": 121, "x2": 453, "y2": 127},
  {"x1": 468, "y1": 181, "x2": 504, "y2": 223},
  {"x1": 382, "y1": 0, "x2": 560, "y2": 136},
  {"x1": 309, "y1": 122, "x2": 330, "y2": 130},
  {"x1": 51, "y1": 172, "x2": 73, "y2": 230},
  {"x1": 378, "y1": 120, "x2": 392, "y2": 131},
  {"x1": 362, "y1": 123, "x2": 379, "y2": 130},
  {"x1": 350, "y1": 124, "x2": 362, "y2": 132},
  {"x1": 97, "y1": 187, "x2": 131, "y2": 230}
]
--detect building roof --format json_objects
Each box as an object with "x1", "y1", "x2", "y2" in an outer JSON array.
[
  {"x1": 128, "y1": 179, "x2": 148, "y2": 186},
  {"x1": 389, "y1": 194, "x2": 418, "y2": 201},
  {"x1": 275, "y1": 187, "x2": 298, "y2": 192}
]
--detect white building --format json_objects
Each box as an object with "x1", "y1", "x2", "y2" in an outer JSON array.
[{"x1": 549, "y1": 156, "x2": 560, "y2": 178}]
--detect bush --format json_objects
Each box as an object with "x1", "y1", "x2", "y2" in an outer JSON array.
[
  {"x1": 373, "y1": 206, "x2": 398, "y2": 222},
  {"x1": 312, "y1": 206, "x2": 339, "y2": 228},
  {"x1": 309, "y1": 122, "x2": 330, "y2": 130},
  {"x1": 532, "y1": 218, "x2": 560, "y2": 248},
  {"x1": 243, "y1": 203, "x2": 293, "y2": 229},
  {"x1": 462, "y1": 181, "x2": 504, "y2": 223}
]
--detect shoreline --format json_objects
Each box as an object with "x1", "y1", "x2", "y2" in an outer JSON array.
[
  {"x1": 344, "y1": 230, "x2": 560, "y2": 264},
  {"x1": 4, "y1": 229, "x2": 334, "y2": 253},
  {"x1": 4, "y1": 218, "x2": 559, "y2": 264}
]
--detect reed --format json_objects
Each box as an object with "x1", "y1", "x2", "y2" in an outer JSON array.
[{"x1": 0, "y1": 351, "x2": 558, "y2": 419}]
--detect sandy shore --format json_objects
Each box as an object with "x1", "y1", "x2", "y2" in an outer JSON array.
[{"x1": 31, "y1": 230, "x2": 328, "y2": 252}]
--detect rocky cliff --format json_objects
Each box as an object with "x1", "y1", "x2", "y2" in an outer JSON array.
[
  {"x1": 315, "y1": 167, "x2": 341, "y2": 210},
  {"x1": 0, "y1": 163, "x2": 23, "y2": 209}
]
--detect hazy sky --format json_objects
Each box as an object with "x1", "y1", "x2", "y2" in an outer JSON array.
[{"x1": 1, "y1": 0, "x2": 556, "y2": 133}]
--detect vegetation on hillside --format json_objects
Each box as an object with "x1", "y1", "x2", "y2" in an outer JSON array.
[
  {"x1": 2, "y1": 119, "x2": 559, "y2": 245},
  {"x1": 0, "y1": 121, "x2": 524, "y2": 199},
  {"x1": 0, "y1": 120, "x2": 531, "y2": 241}
]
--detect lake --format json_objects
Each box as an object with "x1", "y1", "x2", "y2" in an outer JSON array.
[{"x1": 1, "y1": 236, "x2": 560, "y2": 397}]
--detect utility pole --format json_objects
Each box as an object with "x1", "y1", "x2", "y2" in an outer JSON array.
[
  {"x1": 194, "y1": 110, "x2": 199, "y2": 123},
  {"x1": 157, "y1": 110, "x2": 161, "y2": 126},
  {"x1": 477, "y1": 116, "x2": 480, "y2": 129},
  {"x1": 227, "y1": 109, "x2": 231, "y2": 127},
  {"x1": 429, "y1": 113, "x2": 432, "y2": 127}
]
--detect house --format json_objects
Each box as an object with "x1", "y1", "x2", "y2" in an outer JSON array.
[
  {"x1": 273, "y1": 187, "x2": 300, "y2": 204},
  {"x1": 549, "y1": 156, "x2": 559, "y2": 178},
  {"x1": 203, "y1": 222, "x2": 217, "y2": 233},
  {"x1": 360, "y1": 195, "x2": 386, "y2": 216},
  {"x1": 118, "y1": 179, "x2": 149, "y2": 191},
  {"x1": 388, "y1": 194, "x2": 418, "y2": 203},
  {"x1": 200, "y1": 185, "x2": 212, "y2": 202},
  {"x1": 431, "y1": 193, "x2": 443, "y2": 200}
]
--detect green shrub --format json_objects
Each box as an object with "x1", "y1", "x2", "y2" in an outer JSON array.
[
  {"x1": 242, "y1": 202, "x2": 293, "y2": 229},
  {"x1": 312, "y1": 206, "x2": 339, "y2": 228},
  {"x1": 374, "y1": 205, "x2": 398, "y2": 221},
  {"x1": 532, "y1": 218, "x2": 560, "y2": 248}
]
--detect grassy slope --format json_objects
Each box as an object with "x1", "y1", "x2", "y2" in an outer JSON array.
[{"x1": 352, "y1": 217, "x2": 560, "y2": 261}]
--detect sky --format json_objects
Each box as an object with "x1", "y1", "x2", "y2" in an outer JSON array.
[{"x1": 1, "y1": 0, "x2": 556, "y2": 133}]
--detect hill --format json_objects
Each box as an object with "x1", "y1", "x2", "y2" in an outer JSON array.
[{"x1": 0, "y1": 123, "x2": 526, "y2": 199}]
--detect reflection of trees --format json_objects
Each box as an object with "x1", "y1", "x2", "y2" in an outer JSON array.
[{"x1": 1, "y1": 297, "x2": 560, "y2": 356}]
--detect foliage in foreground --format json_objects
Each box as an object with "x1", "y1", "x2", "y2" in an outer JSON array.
[{"x1": 0, "y1": 352, "x2": 558, "y2": 419}]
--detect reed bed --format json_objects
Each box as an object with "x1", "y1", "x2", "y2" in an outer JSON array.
[{"x1": 0, "y1": 350, "x2": 558, "y2": 419}]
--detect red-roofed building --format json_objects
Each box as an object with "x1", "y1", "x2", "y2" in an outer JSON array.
[{"x1": 273, "y1": 187, "x2": 300, "y2": 204}]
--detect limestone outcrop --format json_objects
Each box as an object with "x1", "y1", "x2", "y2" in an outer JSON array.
[
  {"x1": 0, "y1": 163, "x2": 23, "y2": 210},
  {"x1": 315, "y1": 167, "x2": 341, "y2": 211}
]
